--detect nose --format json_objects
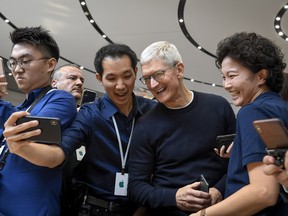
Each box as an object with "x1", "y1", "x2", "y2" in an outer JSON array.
[
  {"x1": 223, "y1": 79, "x2": 231, "y2": 90},
  {"x1": 149, "y1": 77, "x2": 159, "y2": 88},
  {"x1": 75, "y1": 78, "x2": 83, "y2": 86},
  {"x1": 13, "y1": 64, "x2": 24, "y2": 73},
  {"x1": 116, "y1": 78, "x2": 125, "y2": 89}
]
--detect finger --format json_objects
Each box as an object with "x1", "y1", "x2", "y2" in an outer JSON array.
[
  {"x1": 219, "y1": 145, "x2": 226, "y2": 156},
  {"x1": 226, "y1": 142, "x2": 233, "y2": 152},
  {"x1": 5, "y1": 128, "x2": 41, "y2": 143},
  {"x1": 285, "y1": 151, "x2": 288, "y2": 170},
  {"x1": 4, "y1": 111, "x2": 30, "y2": 127},
  {"x1": 263, "y1": 155, "x2": 275, "y2": 165},
  {"x1": 263, "y1": 164, "x2": 282, "y2": 175},
  {"x1": 214, "y1": 148, "x2": 220, "y2": 155}
]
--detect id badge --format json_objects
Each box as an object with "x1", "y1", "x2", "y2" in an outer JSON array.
[
  {"x1": 76, "y1": 145, "x2": 86, "y2": 161},
  {"x1": 114, "y1": 172, "x2": 129, "y2": 196}
]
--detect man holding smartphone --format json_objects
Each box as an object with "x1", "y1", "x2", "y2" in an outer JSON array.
[
  {"x1": 4, "y1": 43, "x2": 157, "y2": 216},
  {"x1": 0, "y1": 26, "x2": 77, "y2": 216}
]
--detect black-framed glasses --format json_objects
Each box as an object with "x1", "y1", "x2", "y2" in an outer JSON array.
[
  {"x1": 139, "y1": 63, "x2": 177, "y2": 85},
  {"x1": 7, "y1": 57, "x2": 50, "y2": 71}
]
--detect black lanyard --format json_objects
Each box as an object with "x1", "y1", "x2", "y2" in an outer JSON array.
[{"x1": 26, "y1": 86, "x2": 52, "y2": 112}]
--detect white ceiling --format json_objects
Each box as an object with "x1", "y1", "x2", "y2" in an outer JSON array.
[{"x1": 1, "y1": 0, "x2": 288, "y2": 113}]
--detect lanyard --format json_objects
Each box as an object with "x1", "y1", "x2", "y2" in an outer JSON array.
[
  {"x1": 26, "y1": 86, "x2": 52, "y2": 112},
  {"x1": 112, "y1": 115, "x2": 135, "y2": 174}
]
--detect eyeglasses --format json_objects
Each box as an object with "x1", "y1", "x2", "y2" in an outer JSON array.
[
  {"x1": 139, "y1": 63, "x2": 177, "y2": 85},
  {"x1": 7, "y1": 57, "x2": 50, "y2": 71}
]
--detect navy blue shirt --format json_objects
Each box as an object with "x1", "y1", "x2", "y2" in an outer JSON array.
[
  {"x1": 60, "y1": 94, "x2": 156, "y2": 202},
  {"x1": 226, "y1": 91, "x2": 288, "y2": 215},
  {"x1": 0, "y1": 87, "x2": 77, "y2": 216},
  {"x1": 128, "y1": 91, "x2": 236, "y2": 215}
]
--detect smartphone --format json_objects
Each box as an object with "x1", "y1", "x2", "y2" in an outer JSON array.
[
  {"x1": 253, "y1": 118, "x2": 288, "y2": 167},
  {"x1": 0, "y1": 57, "x2": 7, "y2": 93},
  {"x1": 215, "y1": 134, "x2": 235, "y2": 152},
  {"x1": 80, "y1": 89, "x2": 97, "y2": 106},
  {"x1": 16, "y1": 116, "x2": 61, "y2": 144},
  {"x1": 199, "y1": 174, "x2": 209, "y2": 193}
]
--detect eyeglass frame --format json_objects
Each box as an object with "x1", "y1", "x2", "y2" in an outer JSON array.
[
  {"x1": 7, "y1": 57, "x2": 51, "y2": 71},
  {"x1": 139, "y1": 63, "x2": 178, "y2": 85}
]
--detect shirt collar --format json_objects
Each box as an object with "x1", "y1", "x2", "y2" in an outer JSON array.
[{"x1": 101, "y1": 93, "x2": 141, "y2": 120}]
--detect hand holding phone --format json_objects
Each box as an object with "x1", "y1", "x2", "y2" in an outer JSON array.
[
  {"x1": 0, "y1": 57, "x2": 7, "y2": 94},
  {"x1": 253, "y1": 118, "x2": 288, "y2": 168},
  {"x1": 16, "y1": 116, "x2": 61, "y2": 144},
  {"x1": 215, "y1": 134, "x2": 235, "y2": 153},
  {"x1": 199, "y1": 174, "x2": 209, "y2": 193}
]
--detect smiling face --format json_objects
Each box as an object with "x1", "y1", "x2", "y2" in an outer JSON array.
[
  {"x1": 221, "y1": 57, "x2": 268, "y2": 107},
  {"x1": 96, "y1": 55, "x2": 137, "y2": 115},
  {"x1": 141, "y1": 59, "x2": 184, "y2": 107},
  {"x1": 10, "y1": 43, "x2": 56, "y2": 93}
]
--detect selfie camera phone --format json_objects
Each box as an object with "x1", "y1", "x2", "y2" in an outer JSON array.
[
  {"x1": 16, "y1": 116, "x2": 61, "y2": 144},
  {"x1": 253, "y1": 118, "x2": 288, "y2": 168},
  {"x1": 215, "y1": 134, "x2": 235, "y2": 152},
  {"x1": 199, "y1": 174, "x2": 209, "y2": 193},
  {"x1": 0, "y1": 57, "x2": 7, "y2": 93}
]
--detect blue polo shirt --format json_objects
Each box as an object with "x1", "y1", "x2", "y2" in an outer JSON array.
[
  {"x1": 225, "y1": 91, "x2": 288, "y2": 215},
  {"x1": 60, "y1": 94, "x2": 156, "y2": 203},
  {"x1": 0, "y1": 87, "x2": 77, "y2": 216}
]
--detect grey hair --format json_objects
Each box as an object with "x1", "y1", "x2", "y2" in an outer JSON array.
[
  {"x1": 52, "y1": 63, "x2": 81, "y2": 80},
  {"x1": 140, "y1": 41, "x2": 182, "y2": 66}
]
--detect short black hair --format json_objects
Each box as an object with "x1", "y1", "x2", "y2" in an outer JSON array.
[
  {"x1": 9, "y1": 26, "x2": 60, "y2": 61},
  {"x1": 94, "y1": 43, "x2": 138, "y2": 77},
  {"x1": 215, "y1": 32, "x2": 286, "y2": 93}
]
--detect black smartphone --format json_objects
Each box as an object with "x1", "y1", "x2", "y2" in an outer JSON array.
[
  {"x1": 253, "y1": 118, "x2": 288, "y2": 167},
  {"x1": 215, "y1": 134, "x2": 235, "y2": 152},
  {"x1": 0, "y1": 57, "x2": 7, "y2": 93},
  {"x1": 16, "y1": 116, "x2": 61, "y2": 144},
  {"x1": 199, "y1": 174, "x2": 209, "y2": 192},
  {"x1": 80, "y1": 89, "x2": 97, "y2": 106}
]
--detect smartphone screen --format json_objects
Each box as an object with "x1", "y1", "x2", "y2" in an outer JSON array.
[
  {"x1": 0, "y1": 57, "x2": 7, "y2": 93},
  {"x1": 16, "y1": 116, "x2": 61, "y2": 144},
  {"x1": 80, "y1": 89, "x2": 97, "y2": 106}
]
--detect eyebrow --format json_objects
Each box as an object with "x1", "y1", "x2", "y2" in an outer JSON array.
[{"x1": 9, "y1": 54, "x2": 33, "y2": 60}]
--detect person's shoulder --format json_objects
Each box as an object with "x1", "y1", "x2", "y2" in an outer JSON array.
[
  {"x1": 136, "y1": 95, "x2": 157, "y2": 105},
  {"x1": 135, "y1": 95, "x2": 157, "y2": 113},
  {"x1": 195, "y1": 90, "x2": 230, "y2": 104},
  {"x1": 48, "y1": 88, "x2": 73, "y2": 98}
]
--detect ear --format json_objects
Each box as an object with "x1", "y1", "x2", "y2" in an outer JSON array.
[
  {"x1": 134, "y1": 67, "x2": 138, "y2": 79},
  {"x1": 96, "y1": 73, "x2": 102, "y2": 84},
  {"x1": 257, "y1": 69, "x2": 269, "y2": 85},
  {"x1": 47, "y1": 58, "x2": 57, "y2": 73},
  {"x1": 51, "y1": 80, "x2": 57, "y2": 88},
  {"x1": 176, "y1": 62, "x2": 184, "y2": 78}
]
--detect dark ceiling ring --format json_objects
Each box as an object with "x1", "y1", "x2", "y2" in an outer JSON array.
[
  {"x1": 177, "y1": 0, "x2": 216, "y2": 58},
  {"x1": 0, "y1": 12, "x2": 96, "y2": 73},
  {"x1": 79, "y1": 0, "x2": 222, "y2": 87},
  {"x1": 274, "y1": 2, "x2": 288, "y2": 41},
  {"x1": 79, "y1": 0, "x2": 113, "y2": 44}
]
